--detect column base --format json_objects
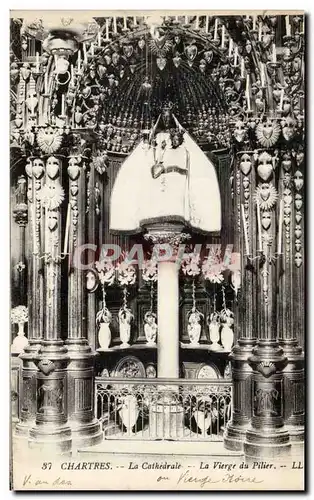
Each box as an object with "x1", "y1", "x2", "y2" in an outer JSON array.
[
  {"x1": 244, "y1": 426, "x2": 291, "y2": 461},
  {"x1": 224, "y1": 339, "x2": 256, "y2": 452},
  {"x1": 149, "y1": 404, "x2": 185, "y2": 440},
  {"x1": 66, "y1": 339, "x2": 103, "y2": 449},
  {"x1": 70, "y1": 419, "x2": 103, "y2": 449},
  {"x1": 224, "y1": 423, "x2": 249, "y2": 452},
  {"x1": 28, "y1": 424, "x2": 72, "y2": 455}
]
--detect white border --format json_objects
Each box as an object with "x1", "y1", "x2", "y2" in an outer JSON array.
[{"x1": 1, "y1": 1, "x2": 312, "y2": 497}]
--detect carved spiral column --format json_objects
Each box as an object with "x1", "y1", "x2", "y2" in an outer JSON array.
[
  {"x1": 224, "y1": 151, "x2": 257, "y2": 451},
  {"x1": 65, "y1": 153, "x2": 102, "y2": 448},
  {"x1": 29, "y1": 156, "x2": 71, "y2": 454},
  {"x1": 244, "y1": 148, "x2": 291, "y2": 461},
  {"x1": 277, "y1": 148, "x2": 304, "y2": 449},
  {"x1": 15, "y1": 158, "x2": 44, "y2": 439}
]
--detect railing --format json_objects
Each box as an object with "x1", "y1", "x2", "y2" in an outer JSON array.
[{"x1": 95, "y1": 378, "x2": 232, "y2": 441}]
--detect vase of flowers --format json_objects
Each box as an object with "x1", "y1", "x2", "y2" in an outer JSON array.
[
  {"x1": 11, "y1": 305, "x2": 28, "y2": 353},
  {"x1": 117, "y1": 259, "x2": 136, "y2": 348}
]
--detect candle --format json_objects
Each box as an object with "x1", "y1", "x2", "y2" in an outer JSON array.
[
  {"x1": 45, "y1": 206, "x2": 49, "y2": 255},
  {"x1": 279, "y1": 89, "x2": 284, "y2": 110},
  {"x1": 44, "y1": 70, "x2": 48, "y2": 94},
  {"x1": 214, "y1": 18, "x2": 218, "y2": 40},
  {"x1": 257, "y1": 203, "x2": 262, "y2": 252},
  {"x1": 70, "y1": 64, "x2": 74, "y2": 83},
  {"x1": 241, "y1": 57, "x2": 245, "y2": 77},
  {"x1": 123, "y1": 16, "x2": 127, "y2": 30},
  {"x1": 105, "y1": 19, "x2": 109, "y2": 40},
  {"x1": 260, "y1": 62, "x2": 265, "y2": 87},
  {"x1": 221, "y1": 25, "x2": 225, "y2": 48},
  {"x1": 285, "y1": 15, "x2": 291, "y2": 36},
  {"x1": 246, "y1": 74, "x2": 251, "y2": 111},
  {"x1": 233, "y1": 46, "x2": 238, "y2": 66},
  {"x1": 258, "y1": 23, "x2": 262, "y2": 42},
  {"x1": 272, "y1": 43, "x2": 276, "y2": 63},
  {"x1": 133, "y1": 16, "x2": 137, "y2": 26},
  {"x1": 32, "y1": 193, "x2": 37, "y2": 254},
  {"x1": 205, "y1": 16, "x2": 209, "y2": 33},
  {"x1": 83, "y1": 43, "x2": 87, "y2": 64},
  {"x1": 98, "y1": 31, "x2": 101, "y2": 46},
  {"x1": 228, "y1": 37, "x2": 233, "y2": 57},
  {"x1": 241, "y1": 204, "x2": 250, "y2": 255},
  {"x1": 277, "y1": 200, "x2": 283, "y2": 255},
  {"x1": 63, "y1": 202, "x2": 71, "y2": 255},
  {"x1": 91, "y1": 42, "x2": 94, "y2": 57},
  {"x1": 77, "y1": 50, "x2": 81, "y2": 71},
  {"x1": 195, "y1": 15, "x2": 199, "y2": 30},
  {"x1": 253, "y1": 16, "x2": 256, "y2": 31},
  {"x1": 113, "y1": 16, "x2": 117, "y2": 33},
  {"x1": 35, "y1": 52, "x2": 39, "y2": 72},
  {"x1": 61, "y1": 94, "x2": 65, "y2": 116},
  {"x1": 185, "y1": 15, "x2": 188, "y2": 24}
]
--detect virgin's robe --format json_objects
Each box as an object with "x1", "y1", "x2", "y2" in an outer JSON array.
[{"x1": 110, "y1": 131, "x2": 221, "y2": 234}]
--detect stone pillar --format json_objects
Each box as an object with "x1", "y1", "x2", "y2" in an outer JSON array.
[
  {"x1": 65, "y1": 154, "x2": 102, "y2": 448},
  {"x1": 157, "y1": 260, "x2": 180, "y2": 378},
  {"x1": 224, "y1": 152, "x2": 257, "y2": 451},
  {"x1": 15, "y1": 159, "x2": 44, "y2": 440},
  {"x1": 244, "y1": 163, "x2": 291, "y2": 460},
  {"x1": 144, "y1": 224, "x2": 189, "y2": 438},
  {"x1": 28, "y1": 156, "x2": 72, "y2": 455},
  {"x1": 277, "y1": 150, "x2": 304, "y2": 451}
]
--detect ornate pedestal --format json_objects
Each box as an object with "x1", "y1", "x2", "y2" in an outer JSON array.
[
  {"x1": 224, "y1": 339, "x2": 255, "y2": 451},
  {"x1": 243, "y1": 342, "x2": 291, "y2": 461},
  {"x1": 66, "y1": 340, "x2": 102, "y2": 448},
  {"x1": 28, "y1": 342, "x2": 72, "y2": 455}
]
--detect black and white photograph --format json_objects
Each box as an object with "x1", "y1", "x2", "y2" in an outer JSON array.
[{"x1": 9, "y1": 9, "x2": 305, "y2": 490}]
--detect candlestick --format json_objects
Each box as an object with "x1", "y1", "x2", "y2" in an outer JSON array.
[
  {"x1": 63, "y1": 202, "x2": 71, "y2": 256},
  {"x1": 228, "y1": 37, "x2": 233, "y2": 57},
  {"x1": 105, "y1": 19, "x2": 109, "y2": 40},
  {"x1": 285, "y1": 15, "x2": 291, "y2": 36},
  {"x1": 253, "y1": 16, "x2": 256, "y2": 31},
  {"x1": 258, "y1": 23, "x2": 262, "y2": 42},
  {"x1": 241, "y1": 204, "x2": 250, "y2": 255},
  {"x1": 205, "y1": 16, "x2": 209, "y2": 33},
  {"x1": 277, "y1": 200, "x2": 283, "y2": 255},
  {"x1": 272, "y1": 43, "x2": 276, "y2": 63},
  {"x1": 241, "y1": 57, "x2": 245, "y2": 77},
  {"x1": 234, "y1": 46, "x2": 238, "y2": 66},
  {"x1": 279, "y1": 89, "x2": 284, "y2": 110},
  {"x1": 35, "y1": 52, "x2": 40, "y2": 72},
  {"x1": 214, "y1": 18, "x2": 218, "y2": 40},
  {"x1": 257, "y1": 203, "x2": 262, "y2": 252},
  {"x1": 113, "y1": 16, "x2": 117, "y2": 33}
]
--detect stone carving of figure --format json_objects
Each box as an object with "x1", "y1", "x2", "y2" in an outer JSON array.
[
  {"x1": 187, "y1": 310, "x2": 203, "y2": 345},
  {"x1": 110, "y1": 112, "x2": 221, "y2": 235},
  {"x1": 144, "y1": 311, "x2": 157, "y2": 345},
  {"x1": 119, "y1": 307, "x2": 134, "y2": 347}
]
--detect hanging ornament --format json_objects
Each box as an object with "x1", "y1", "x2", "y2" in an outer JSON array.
[
  {"x1": 255, "y1": 119, "x2": 281, "y2": 148},
  {"x1": 257, "y1": 151, "x2": 274, "y2": 181},
  {"x1": 39, "y1": 183, "x2": 65, "y2": 210},
  {"x1": 156, "y1": 57, "x2": 167, "y2": 71},
  {"x1": 37, "y1": 126, "x2": 63, "y2": 154},
  {"x1": 254, "y1": 183, "x2": 278, "y2": 211}
]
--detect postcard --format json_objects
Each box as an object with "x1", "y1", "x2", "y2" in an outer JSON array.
[{"x1": 10, "y1": 9, "x2": 305, "y2": 490}]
